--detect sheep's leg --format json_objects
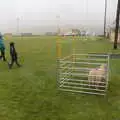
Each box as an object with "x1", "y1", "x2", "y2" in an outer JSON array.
[
  {"x1": 97, "y1": 76, "x2": 102, "y2": 90},
  {"x1": 91, "y1": 76, "x2": 94, "y2": 88},
  {"x1": 96, "y1": 80, "x2": 99, "y2": 90},
  {"x1": 88, "y1": 75, "x2": 92, "y2": 88},
  {"x1": 92, "y1": 76, "x2": 96, "y2": 89},
  {"x1": 95, "y1": 77, "x2": 98, "y2": 89},
  {"x1": 101, "y1": 77, "x2": 105, "y2": 90},
  {"x1": 95, "y1": 77, "x2": 98, "y2": 90},
  {"x1": 89, "y1": 75, "x2": 94, "y2": 89}
]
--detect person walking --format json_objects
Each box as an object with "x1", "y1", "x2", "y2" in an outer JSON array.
[{"x1": 0, "y1": 34, "x2": 6, "y2": 61}]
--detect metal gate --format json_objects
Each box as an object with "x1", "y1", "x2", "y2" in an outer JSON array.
[{"x1": 57, "y1": 52, "x2": 110, "y2": 96}]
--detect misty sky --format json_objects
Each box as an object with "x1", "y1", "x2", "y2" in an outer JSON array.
[{"x1": 0, "y1": 0, "x2": 118, "y2": 33}]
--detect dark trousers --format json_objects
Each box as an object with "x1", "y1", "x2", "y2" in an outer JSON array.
[
  {"x1": 0, "y1": 49, "x2": 6, "y2": 61},
  {"x1": 9, "y1": 58, "x2": 21, "y2": 69}
]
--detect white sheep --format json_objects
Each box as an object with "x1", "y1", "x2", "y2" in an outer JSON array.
[{"x1": 88, "y1": 64, "x2": 107, "y2": 89}]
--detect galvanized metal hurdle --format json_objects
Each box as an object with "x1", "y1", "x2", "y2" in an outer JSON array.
[{"x1": 57, "y1": 51, "x2": 110, "y2": 96}]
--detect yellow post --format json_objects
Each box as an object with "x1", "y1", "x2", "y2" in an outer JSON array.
[
  {"x1": 71, "y1": 34, "x2": 76, "y2": 73},
  {"x1": 72, "y1": 34, "x2": 76, "y2": 63},
  {"x1": 56, "y1": 35, "x2": 62, "y2": 59}
]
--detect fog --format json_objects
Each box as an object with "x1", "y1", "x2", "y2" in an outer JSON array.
[{"x1": 0, "y1": 0, "x2": 118, "y2": 34}]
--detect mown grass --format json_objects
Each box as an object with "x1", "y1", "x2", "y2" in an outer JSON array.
[{"x1": 0, "y1": 36, "x2": 120, "y2": 120}]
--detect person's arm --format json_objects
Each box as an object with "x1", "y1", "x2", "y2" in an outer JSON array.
[{"x1": 2, "y1": 37, "x2": 6, "y2": 41}]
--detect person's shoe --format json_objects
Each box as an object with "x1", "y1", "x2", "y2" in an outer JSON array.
[
  {"x1": 18, "y1": 65, "x2": 22, "y2": 68},
  {"x1": 0, "y1": 56, "x2": 2, "y2": 60},
  {"x1": 8, "y1": 63, "x2": 11, "y2": 69},
  {"x1": 3, "y1": 59, "x2": 6, "y2": 62}
]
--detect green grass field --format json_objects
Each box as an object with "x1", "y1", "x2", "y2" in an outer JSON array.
[{"x1": 0, "y1": 36, "x2": 120, "y2": 120}]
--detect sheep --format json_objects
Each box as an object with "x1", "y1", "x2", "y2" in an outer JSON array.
[
  {"x1": 88, "y1": 64, "x2": 107, "y2": 89},
  {"x1": 88, "y1": 68, "x2": 98, "y2": 88},
  {"x1": 95, "y1": 64, "x2": 107, "y2": 89}
]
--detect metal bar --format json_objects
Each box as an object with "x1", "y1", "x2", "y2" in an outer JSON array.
[
  {"x1": 60, "y1": 63, "x2": 71, "y2": 67},
  {"x1": 60, "y1": 67, "x2": 91, "y2": 71},
  {"x1": 75, "y1": 58, "x2": 108, "y2": 61},
  {"x1": 61, "y1": 72, "x2": 88, "y2": 76},
  {"x1": 60, "y1": 64, "x2": 72, "y2": 67},
  {"x1": 88, "y1": 54, "x2": 109, "y2": 57},
  {"x1": 60, "y1": 78, "x2": 66, "y2": 83},
  {"x1": 60, "y1": 67, "x2": 108, "y2": 71},
  {"x1": 60, "y1": 78, "x2": 106, "y2": 84},
  {"x1": 59, "y1": 78, "x2": 66, "y2": 87},
  {"x1": 63, "y1": 67, "x2": 98, "y2": 70},
  {"x1": 61, "y1": 81, "x2": 106, "y2": 88},
  {"x1": 61, "y1": 55, "x2": 72, "y2": 60},
  {"x1": 60, "y1": 66, "x2": 72, "y2": 71},
  {"x1": 60, "y1": 85, "x2": 106, "y2": 92},
  {"x1": 59, "y1": 72, "x2": 72, "y2": 78},
  {"x1": 61, "y1": 72, "x2": 107, "y2": 77},
  {"x1": 72, "y1": 54, "x2": 109, "y2": 57},
  {"x1": 59, "y1": 88, "x2": 105, "y2": 96},
  {"x1": 60, "y1": 61, "x2": 105, "y2": 65},
  {"x1": 105, "y1": 54, "x2": 110, "y2": 93},
  {"x1": 60, "y1": 69, "x2": 71, "y2": 72},
  {"x1": 59, "y1": 62, "x2": 69, "y2": 66}
]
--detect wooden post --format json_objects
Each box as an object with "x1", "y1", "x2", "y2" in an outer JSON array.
[
  {"x1": 114, "y1": 0, "x2": 120, "y2": 49},
  {"x1": 104, "y1": 0, "x2": 107, "y2": 37},
  {"x1": 56, "y1": 37, "x2": 61, "y2": 59}
]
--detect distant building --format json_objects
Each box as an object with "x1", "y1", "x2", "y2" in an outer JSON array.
[
  {"x1": 21, "y1": 33, "x2": 32, "y2": 36},
  {"x1": 80, "y1": 31, "x2": 86, "y2": 36},
  {"x1": 45, "y1": 32, "x2": 57, "y2": 36},
  {"x1": 4, "y1": 33, "x2": 12, "y2": 39},
  {"x1": 4, "y1": 33, "x2": 12, "y2": 36},
  {"x1": 72, "y1": 29, "x2": 80, "y2": 35},
  {"x1": 58, "y1": 28, "x2": 80, "y2": 36}
]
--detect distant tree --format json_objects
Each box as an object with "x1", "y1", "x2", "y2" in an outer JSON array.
[
  {"x1": 72, "y1": 29, "x2": 80, "y2": 35},
  {"x1": 45, "y1": 32, "x2": 53, "y2": 36}
]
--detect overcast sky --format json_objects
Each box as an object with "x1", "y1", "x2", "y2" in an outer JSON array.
[{"x1": 0, "y1": 0, "x2": 118, "y2": 33}]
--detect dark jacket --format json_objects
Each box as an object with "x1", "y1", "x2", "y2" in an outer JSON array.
[
  {"x1": 10, "y1": 45, "x2": 17, "y2": 60},
  {"x1": 0, "y1": 36, "x2": 5, "y2": 50}
]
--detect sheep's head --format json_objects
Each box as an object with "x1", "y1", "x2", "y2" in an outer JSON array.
[{"x1": 100, "y1": 64, "x2": 107, "y2": 71}]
